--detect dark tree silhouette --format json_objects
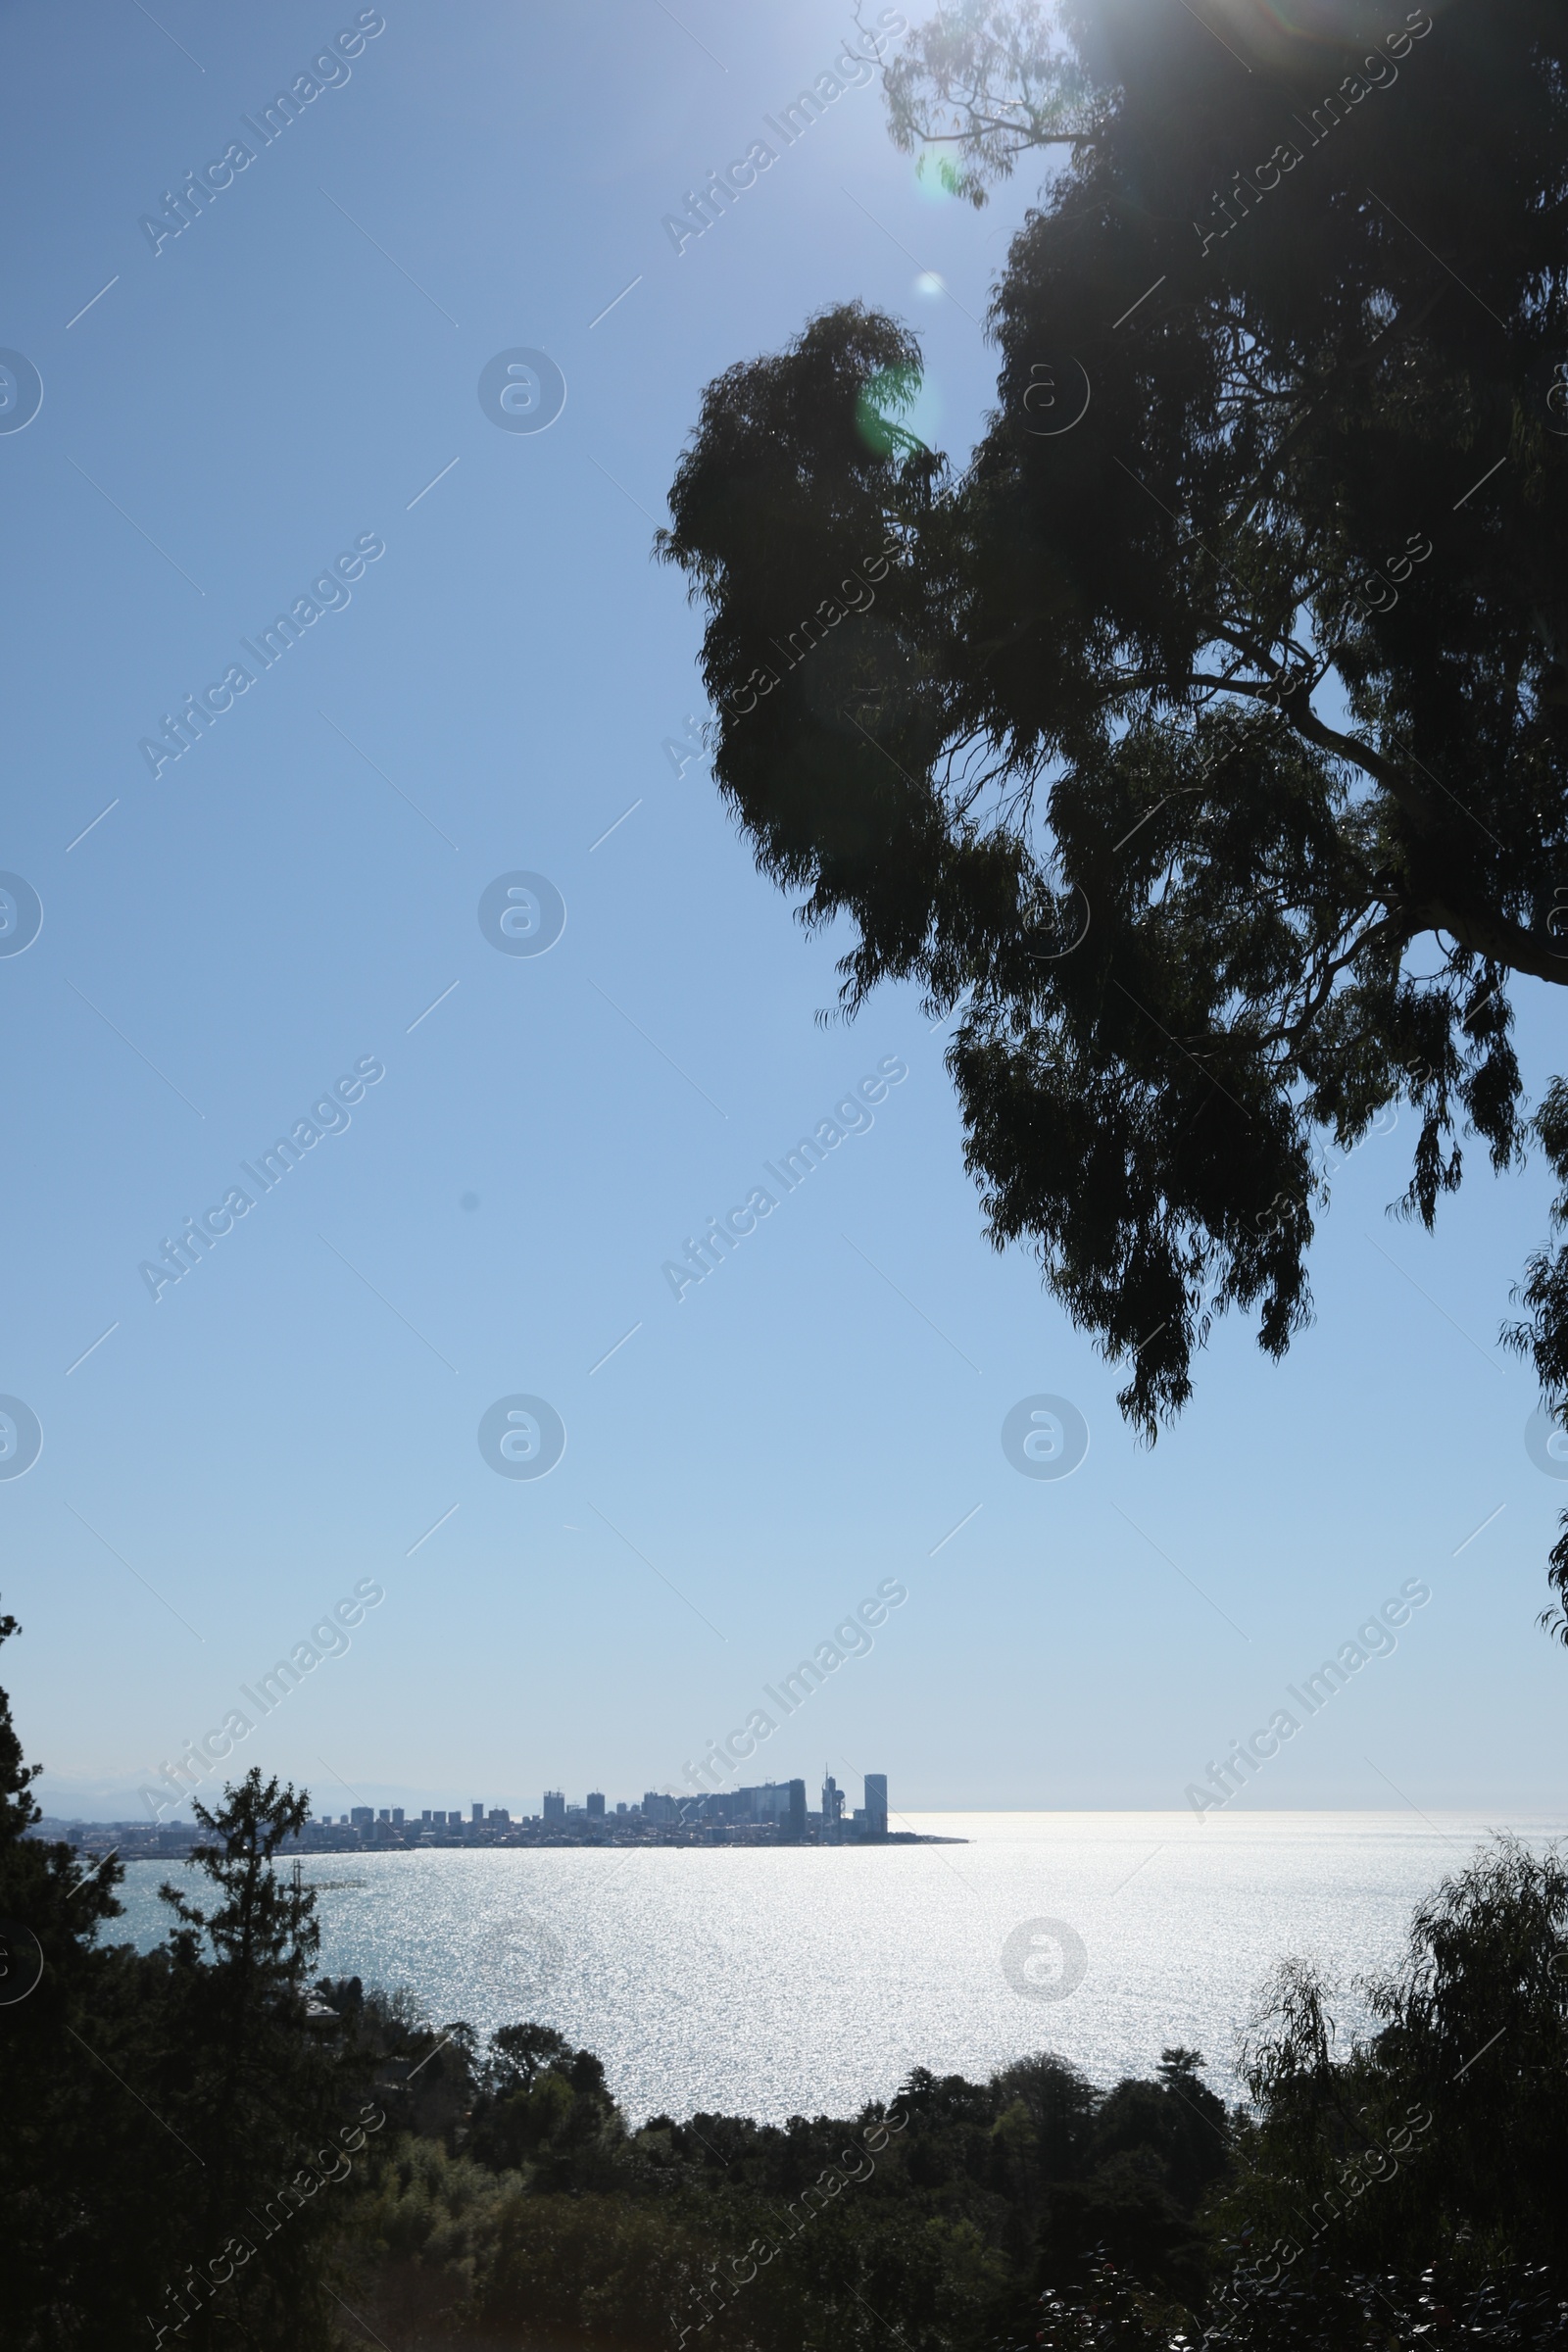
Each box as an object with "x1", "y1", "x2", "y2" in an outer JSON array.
[
  {"x1": 659, "y1": 0, "x2": 1568, "y2": 1626},
  {"x1": 0, "y1": 1605, "x2": 131, "y2": 2345},
  {"x1": 149, "y1": 1769, "x2": 368, "y2": 2349},
  {"x1": 0, "y1": 1613, "x2": 372, "y2": 2349}
]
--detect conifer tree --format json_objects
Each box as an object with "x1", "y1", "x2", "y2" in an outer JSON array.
[
  {"x1": 149, "y1": 1768, "x2": 372, "y2": 2348},
  {"x1": 0, "y1": 1606, "x2": 168, "y2": 2346}
]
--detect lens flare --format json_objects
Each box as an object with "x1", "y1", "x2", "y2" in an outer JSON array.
[
  {"x1": 856, "y1": 365, "x2": 944, "y2": 458},
  {"x1": 914, "y1": 146, "x2": 960, "y2": 202}
]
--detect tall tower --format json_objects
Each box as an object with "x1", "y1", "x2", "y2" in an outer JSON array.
[
  {"x1": 787, "y1": 1779, "x2": 807, "y2": 1839},
  {"x1": 863, "y1": 1773, "x2": 888, "y2": 1838},
  {"x1": 821, "y1": 1771, "x2": 844, "y2": 1835}
]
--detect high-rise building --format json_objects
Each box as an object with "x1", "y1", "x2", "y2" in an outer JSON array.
[
  {"x1": 586, "y1": 1791, "x2": 606, "y2": 1819},
  {"x1": 736, "y1": 1782, "x2": 793, "y2": 1824},
  {"x1": 787, "y1": 1779, "x2": 807, "y2": 1839},
  {"x1": 391, "y1": 1807, "x2": 405, "y2": 1826},
  {"x1": 487, "y1": 1807, "x2": 511, "y2": 1827},
  {"x1": 543, "y1": 1790, "x2": 565, "y2": 1822},
  {"x1": 863, "y1": 1774, "x2": 888, "y2": 1838},
  {"x1": 350, "y1": 1806, "x2": 373, "y2": 1828},
  {"x1": 470, "y1": 1802, "x2": 484, "y2": 1824},
  {"x1": 642, "y1": 1790, "x2": 675, "y2": 1822},
  {"x1": 420, "y1": 1810, "x2": 433, "y2": 1825},
  {"x1": 378, "y1": 1809, "x2": 391, "y2": 1823},
  {"x1": 821, "y1": 1773, "x2": 844, "y2": 1833}
]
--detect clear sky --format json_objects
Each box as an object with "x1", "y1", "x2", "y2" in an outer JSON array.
[{"x1": 2, "y1": 0, "x2": 1562, "y2": 1826}]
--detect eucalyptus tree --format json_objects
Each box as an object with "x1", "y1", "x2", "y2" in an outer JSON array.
[{"x1": 661, "y1": 0, "x2": 1568, "y2": 1622}]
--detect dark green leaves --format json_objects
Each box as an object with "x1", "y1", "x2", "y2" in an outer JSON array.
[{"x1": 662, "y1": 0, "x2": 1568, "y2": 1614}]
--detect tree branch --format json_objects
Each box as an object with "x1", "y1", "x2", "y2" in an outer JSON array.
[
  {"x1": 1275, "y1": 700, "x2": 1568, "y2": 987},
  {"x1": 1408, "y1": 897, "x2": 1568, "y2": 989}
]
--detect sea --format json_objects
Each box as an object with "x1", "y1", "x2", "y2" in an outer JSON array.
[{"x1": 106, "y1": 1810, "x2": 1564, "y2": 2123}]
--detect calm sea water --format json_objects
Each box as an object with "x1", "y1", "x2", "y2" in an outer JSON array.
[{"x1": 107, "y1": 1812, "x2": 1564, "y2": 2122}]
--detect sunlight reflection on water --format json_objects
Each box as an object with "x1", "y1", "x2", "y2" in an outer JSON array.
[{"x1": 110, "y1": 1810, "x2": 1564, "y2": 2122}]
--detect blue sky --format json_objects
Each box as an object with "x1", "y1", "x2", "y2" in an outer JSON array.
[{"x1": 2, "y1": 0, "x2": 1562, "y2": 1825}]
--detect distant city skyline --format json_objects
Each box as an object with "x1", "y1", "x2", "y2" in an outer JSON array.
[
  {"x1": 38, "y1": 1768, "x2": 906, "y2": 1858},
  {"x1": 55, "y1": 1766, "x2": 895, "y2": 1837}
]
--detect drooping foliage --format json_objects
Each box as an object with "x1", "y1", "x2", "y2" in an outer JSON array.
[{"x1": 659, "y1": 0, "x2": 1568, "y2": 1623}]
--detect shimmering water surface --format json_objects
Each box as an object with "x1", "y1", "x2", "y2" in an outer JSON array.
[{"x1": 110, "y1": 1812, "x2": 1563, "y2": 2122}]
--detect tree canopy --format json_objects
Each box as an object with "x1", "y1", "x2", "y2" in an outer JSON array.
[{"x1": 658, "y1": 0, "x2": 1568, "y2": 1625}]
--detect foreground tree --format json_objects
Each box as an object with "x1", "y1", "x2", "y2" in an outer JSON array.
[
  {"x1": 1207, "y1": 1837, "x2": 1568, "y2": 2342},
  {"x1": 0, "y1": 1612, "x2": 373, "y2": 2348},
  {"x1": 659, "y1": 0, "x2": 1568, "y2": 1621},
  {"x1": 146, "y1": 1770, "x2": 373, "y2": 2348},
  {"x1": 0, "y1": 1605, "x2": 132, "y2": 2347}
]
